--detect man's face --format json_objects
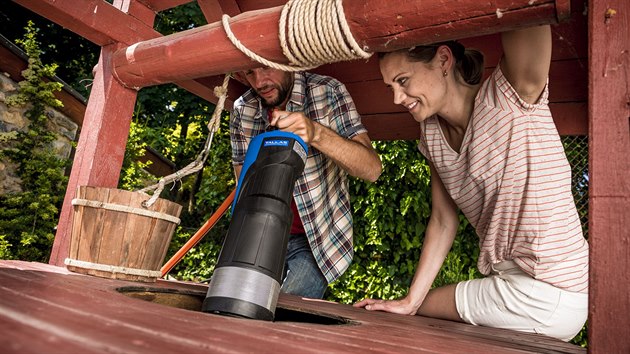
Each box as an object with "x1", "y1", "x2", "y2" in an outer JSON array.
[{"x1": 242, "y1": 67, "x2": 294, "y2": 108}]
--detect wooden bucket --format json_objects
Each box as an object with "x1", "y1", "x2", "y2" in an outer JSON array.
[{"x1": 65, "y1": 186, "x2": 182, "y2": 282}]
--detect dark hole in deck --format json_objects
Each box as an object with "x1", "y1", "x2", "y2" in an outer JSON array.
[{"x1": 117, "y1": 286, "x2": 355, "y2": 326}]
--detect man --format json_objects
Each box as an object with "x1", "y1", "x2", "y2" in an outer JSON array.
[{"x1": 230, "y1": 66, "x2": 382, "y2": 299}]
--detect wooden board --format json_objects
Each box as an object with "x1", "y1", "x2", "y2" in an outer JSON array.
[
  {"x1": 587, "y1": 0, "x2": 630, "y2": 353},
  {"x1": 0, "y1": 260, "x2": 585, "y2": 354}
]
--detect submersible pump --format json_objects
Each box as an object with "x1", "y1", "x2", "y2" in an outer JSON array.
[{"x1": 202, "y1": 131, "x2": 307, "y2": 321}]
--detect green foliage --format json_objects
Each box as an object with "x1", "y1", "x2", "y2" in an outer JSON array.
[
  {"x1": 0, "y1": 235, "x2": 12, "y2": 259},
  {"x1": 327, "y1": 140, "x2": 481, "y2": 304},
  {"x1": 563, "y1": 136, "x2": 589, "y2": 239},
  {"x1": 119, "y1": 121, "x2": 154, "y2": 191},
  {"x1": 154, "y1": 2, "x2": 208, "y2": 34},
  {"x1": 572, "y1": 323, "x2": 588, "y2": 348},
  {"x1": 0, "y1": 22, "x2": 69, "y2": 262}
]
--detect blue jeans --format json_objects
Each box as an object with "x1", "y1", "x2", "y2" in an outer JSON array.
[{"x1": 280, "y1": 233, "x2": 328, "y2": 299}]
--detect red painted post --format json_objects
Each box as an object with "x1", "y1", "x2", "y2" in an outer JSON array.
[
  {"x1": 587, "y1": 0, "x2": 630, "y2": 352},
  {"x1": 49, "y1": 43, "x2": 138, "y2": 265}
]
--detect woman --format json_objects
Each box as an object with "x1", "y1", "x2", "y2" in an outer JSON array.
[{"x1": 354, "y1": 25, "x2": 588, "y2": 341}]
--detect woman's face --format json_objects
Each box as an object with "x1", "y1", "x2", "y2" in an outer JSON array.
[{"x1": 379, "y1": 51, "x2": 446, "y2": 123}]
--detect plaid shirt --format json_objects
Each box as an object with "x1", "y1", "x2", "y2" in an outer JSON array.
[{"x1": 230, "y1": 71, "x2": 367, "y2": 283}]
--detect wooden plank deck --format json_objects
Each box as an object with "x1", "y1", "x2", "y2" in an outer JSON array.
[{"x1": 0, "y1": 260, "x2": 584, "y2": 353}]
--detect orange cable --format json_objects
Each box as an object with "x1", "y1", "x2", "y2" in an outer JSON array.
[{"x1": 160, "y1": 188, "x2": 236, "y2": 277}]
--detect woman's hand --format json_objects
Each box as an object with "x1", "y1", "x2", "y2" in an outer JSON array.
[{"x1": 353, "y1": 296, "x2": 420, "y2": 316}]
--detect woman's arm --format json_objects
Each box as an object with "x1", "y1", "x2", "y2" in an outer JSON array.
[
  {"x1": 354, "y1": 163, "x2": 459, "y2": 314},
  {"x1": 500, "y1": 25, "x2": 552, "y2": 104}
]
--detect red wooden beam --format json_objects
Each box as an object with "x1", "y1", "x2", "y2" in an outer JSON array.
[
  {"x1": 197, "y1": 0, "x2": 226, "y2": 22},
  {"x1": 587, "y1": 0, "x2": 630, "y2": 353},
  {"x1": 363, "y1": 102, "x2": 587, "y2": 141},
  {"x1": 50, "y1": 43, "x2": 138, "y2": 265},
  {"x1": 111, "y1": 0, "x2": 570, "y2": 88},
  {"x1": 13, "y1": 0, "x2": 162, "y2": 46},
  {"x1": 236, "y1": 0, "x2": 283, "y2": 13},
  {"x1": 13, "y1": 0, "x2": 234, "y2": 106},
  {"x1": 216, "y1": 0, "x2": 242, "y2": 15},
  {"x1": 139, "y1": 0, "x2": 194, "y2": 12},
  {"x1": 115, "y1": 0, "x2": 157, "y2": 27}
]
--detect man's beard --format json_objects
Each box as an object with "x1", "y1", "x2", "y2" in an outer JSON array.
[
  {"x1": 259, "y1": 87, "x2": 287, "y2": 108},
  {"x1": 257, "y1": 77, "x2": 293, "y2": 108}
]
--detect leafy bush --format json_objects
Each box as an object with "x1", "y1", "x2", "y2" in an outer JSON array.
[
  {"x1": 0, "y1": 22, "x2": 69, "y2": 262},
  {"x1": 327, "y1": 140, "x2": 481, "y2": 303}
]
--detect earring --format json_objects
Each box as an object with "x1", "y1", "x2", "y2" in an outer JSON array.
[{"x1": 443, "y1": 71, "x2": 448, "y2": 77}]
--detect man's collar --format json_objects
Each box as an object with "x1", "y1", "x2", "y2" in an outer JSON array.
[{"x1": 286, "y1": 71, "x2": 306, "y2": 110}]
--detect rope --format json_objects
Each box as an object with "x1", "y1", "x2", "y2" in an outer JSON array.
[
  {"x1": 222, "y1": 0, "x2": 372, "y2": 72},
  {"x1": 65, "y1": 258, "x2": 162, "y2": 278},
  {"x1": 137, "y1": 74, "x2": 231, "y2": 207}
]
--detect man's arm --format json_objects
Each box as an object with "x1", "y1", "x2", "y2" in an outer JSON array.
[
  {"x1": 270, "y1": 111, "x2": 382, "y2": 182},
  {"x1": 312, "y1": 126, "x2": 382, "y2": 182},
  {"x1": 233, "y1": 165, "x2": 242, "y2": 183}
]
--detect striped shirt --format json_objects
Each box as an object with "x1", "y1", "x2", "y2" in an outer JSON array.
[
  {"x1": 418, "y1": 66, "x2": 589, "y2": 293},
  {"x1": 230, "y1": 71, "x2": 367, "y2": 283}
]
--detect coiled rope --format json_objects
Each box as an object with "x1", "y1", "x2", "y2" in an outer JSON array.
[{"x1": 222, "y1": 0, "x2": 372, "y2": 72}]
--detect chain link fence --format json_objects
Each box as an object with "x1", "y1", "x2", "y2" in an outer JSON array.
[{"x1": 563, "y1": 135, "x2": 589, "y2": 238}]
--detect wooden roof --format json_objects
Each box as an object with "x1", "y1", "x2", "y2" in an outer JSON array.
[
  {"x1": 14, "y1": 0, "x2": 587, "y2": 141},
  {"x1": 0, "y1": 260, "x2": 585, "y2": 353}
]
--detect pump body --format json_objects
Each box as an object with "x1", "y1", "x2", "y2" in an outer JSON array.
[{"x1": 202, "y1": 131, "x2": 307, "y2": 321}]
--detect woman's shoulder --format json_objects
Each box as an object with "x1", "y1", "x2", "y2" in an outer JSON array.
[{"x1": 476, "y1": 66, "x2": 549, "y2": 113}]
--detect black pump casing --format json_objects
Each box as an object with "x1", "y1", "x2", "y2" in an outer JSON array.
[{"x1": 202, "y1": 131, "x2": 307, "y2": 321}]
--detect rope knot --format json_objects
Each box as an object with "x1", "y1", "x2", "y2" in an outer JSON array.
[{"x1": 214, "y1": 85, "x2": 227, "y2": 98}]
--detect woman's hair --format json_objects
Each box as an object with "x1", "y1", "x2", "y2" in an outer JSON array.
[{"x1": 379, "y1": 41, "x2": 484, "y2": 85}]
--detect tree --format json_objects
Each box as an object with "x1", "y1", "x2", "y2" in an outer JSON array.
[{"x1": 0, "y1": 22, "x2": 69, "y2": 262}]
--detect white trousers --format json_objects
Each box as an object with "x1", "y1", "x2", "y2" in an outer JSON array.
[{"x1": 455, "y1": 261, "x2": 588, "y2": 341}]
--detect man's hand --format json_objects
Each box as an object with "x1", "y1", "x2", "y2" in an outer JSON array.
[
  {"x1": 270, "y1": 109, "x2": 381, "y2": 182},
  {"x1": 270, "y1": 110, "x2": 319, "y2": 145}
]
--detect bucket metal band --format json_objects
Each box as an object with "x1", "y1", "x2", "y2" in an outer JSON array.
[
  {"x1": 64, "y1": 258, "x2": 162, "y2": 278},
  {"x1": 71, "y1": 198, "x2": 181, "y2": 224},
  {"x1": 206, "y1": 266, "x2": 280, "y2": 311}
]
